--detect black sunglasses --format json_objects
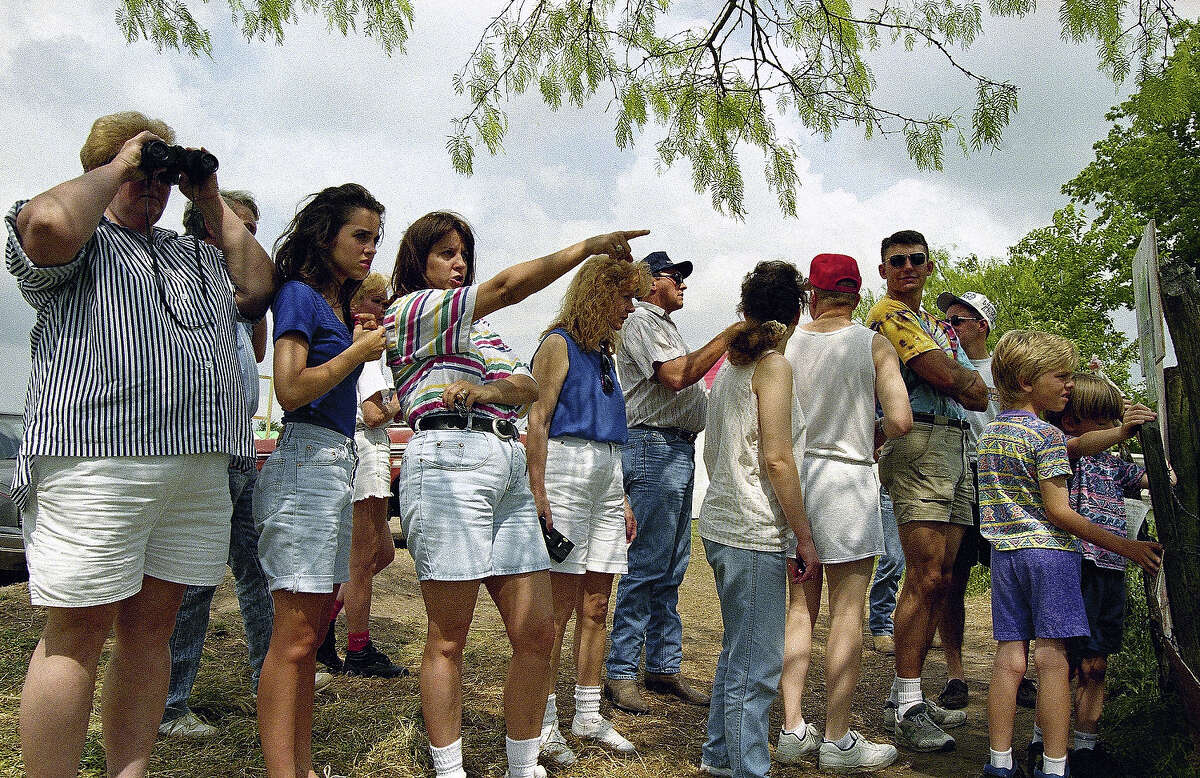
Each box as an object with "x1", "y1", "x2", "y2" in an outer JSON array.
[
  {"x1": 949, "y1": 315, "x2": 984, "y2": 326},
  {"x1": 600, "y1": 353, "x2": 615, "y2": 394},
  {"x1": 656, "y1": 271, "x2": 684, "y2": 286},
  {"x1": 886, "y1": 252, "x2": 927, "y2": 268}
]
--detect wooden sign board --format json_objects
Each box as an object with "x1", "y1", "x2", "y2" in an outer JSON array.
[{"x1": 1132, "y1": 221, "x2": 1169, "y2": 456}]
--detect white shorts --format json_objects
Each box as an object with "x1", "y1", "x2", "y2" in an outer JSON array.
[
  {"x1": 23, "y1": 453, "x2": 231, "y2": 608},
  {"x1": 353, "y1": 425, "x2": 392, "y2": 501},
  {"x1": 801, "y1": 456, "x2": 883, "y2": 564},
  {"x1": 544, "y1": 436, "x2": 628, "y2": 575}
]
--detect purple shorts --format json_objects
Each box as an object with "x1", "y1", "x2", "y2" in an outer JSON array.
[{"x1": 990, "y1": 548, "x2": 1089, "y2": 642}]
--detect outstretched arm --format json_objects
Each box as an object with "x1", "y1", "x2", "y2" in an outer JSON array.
[
  {"x1": 473, "y1": 230, "x2": 649, "y2": 320},
  {"x1": 654, "y1": 322, "x2": 740, "y2": 391}
]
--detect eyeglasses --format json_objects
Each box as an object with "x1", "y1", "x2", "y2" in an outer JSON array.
[
  {"x1": 600, "y1": 353, "x2": 615, "y2": 394},
  {"x1": 949, "y1": 315, "x2": 984, "y2": 326},
  {"x1": 886, "y1": 252, "x2": 927, "y2": 268},
  {"x1": 656, "y1": 271, "x2": 684, "y2": 287}
]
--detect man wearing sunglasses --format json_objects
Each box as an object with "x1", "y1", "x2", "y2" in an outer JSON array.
[
  {"x1": 866, "y1": 230, "x2": 990, "y2": 754},
  {"x1": 604, "y1": 250, "x2": 739, "y2": 715}
]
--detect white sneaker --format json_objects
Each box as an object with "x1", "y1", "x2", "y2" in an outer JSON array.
[
  {"x1": 315, "y1": 671, "x2": 334, "y2": 693},
  {"x1": 775, "y1": 722, "x2": 821, "y2": 763},
  {"x1": 699, "y1": 762, "x2": 733, "y2": 777},
  {"x1": 503, "y1": 768, "x2": 546, "y2": 778},
  {"x1": 572, "y1": 714, "x2": 636, "y2": 752},
  {"x1": 158, "y1": 711, "x2": 217, "y2": 739},
  {"x1": 818, "y1": 731, "x2": 899, "y2": 773},
  {"x1": 539, "y1": 723, "x2": 578, "y2": 766}
]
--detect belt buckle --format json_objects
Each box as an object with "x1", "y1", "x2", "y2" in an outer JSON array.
[{"x1": 491, "y1": 417, "x2": 514, "y2": 439}]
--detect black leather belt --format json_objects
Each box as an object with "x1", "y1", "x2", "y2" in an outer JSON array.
[
  {"x1": 414, "y1": 414, "x2": 519, "y2": 440},
  {"x1": 912, "y1": 411, "x2": 969, "y2": 431},
  {"x1": 631, "y1": 425, "x2": 698, "y2": 443}
]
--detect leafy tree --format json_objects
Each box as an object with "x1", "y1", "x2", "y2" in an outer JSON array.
[
  {"x1": 116, "y1": 0, "x2": 1185, "y2": 217},
  {"x1": 1063, "y1": 20, "x2": 1200, "y2": 704},
  {"x1": 922, "y1": 205, "x2": 1141, "y2": 389}
]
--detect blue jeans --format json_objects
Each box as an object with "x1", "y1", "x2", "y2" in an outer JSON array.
[
  {"x1": 701, "y1": 539, "x2": 786, "y2": 778},
  {"x1": 868, "y1": 486, "x2": 905, "y2": 636},
  {"x1": 163, "y1": 460, "x2": 274, "y2": 724},
  {"x1": 606, "y1": 427, "x2": 695, "y2": 679}
]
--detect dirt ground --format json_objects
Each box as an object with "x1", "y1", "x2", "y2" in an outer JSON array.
[{"x1": 0, "y1": 532, "x2": 1024, "y2": 777}]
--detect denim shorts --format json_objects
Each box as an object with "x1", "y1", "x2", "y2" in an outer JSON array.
[
  {"x1": 990, "y1": 547, "x2": 1089, "y2": 642},
  {"x1": 399, "y1": 428, "x2": 550, "y2": 581},
  {"x1": 1067, "y1": 561, "x2": 1127, "y2": 660},
  {"x1": 353, "y1": 425, "x2": 392, "y2": 501},
  {"x1": 253, "y1": 422, "x2": 356, "y2": 593}
]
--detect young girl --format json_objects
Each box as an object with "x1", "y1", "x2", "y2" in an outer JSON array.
[
  {"x1": 254, "y1": 183, "x2": 387, "y2": 778},
  {"x1": 526, "y1": 256, "x2": 651, "y2": 764},
  {"x1": 386, "y1": 212, "x2": 646, "y2": 778},
  {"x1": 698, "y1": 261, "x2": 820, "y2": 778}
]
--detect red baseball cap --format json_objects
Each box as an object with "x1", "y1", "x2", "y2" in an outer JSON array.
[{"x1": 809, "y1": 253, "x2": 862, "y2": 293}]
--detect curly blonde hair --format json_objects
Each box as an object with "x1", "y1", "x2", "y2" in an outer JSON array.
[
  {"x1": 543, "y1": 257, "x2": 653, "y2": 352},
  {"x1": 80, "y1": 111, "x2": 175, "y2": 172}
]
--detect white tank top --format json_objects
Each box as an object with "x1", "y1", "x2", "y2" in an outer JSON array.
[
  {"x1": 699, "y1": 354, "x2": 807, "y2": 553},
  {"x1": 785, "y1": 323, "x2": 877, "y2": 466}
]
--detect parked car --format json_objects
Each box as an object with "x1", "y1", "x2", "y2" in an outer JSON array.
[{"x1": 0, "y1": 412, "x2": 28, "y2": 583}]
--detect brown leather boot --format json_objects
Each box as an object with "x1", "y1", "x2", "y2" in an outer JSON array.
[
  {"x1": 644, "y1": 672, "x2": 710, "y2": 706},
  {"x1": 603, "y1": 678, "x2": 649, "y2": 714}
]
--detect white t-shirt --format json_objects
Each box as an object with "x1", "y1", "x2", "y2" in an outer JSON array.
[
  {"x1": 355, "y1": 355, "x2": 393, "y2": 430},
  {"x1": 964, "y1": 356, "x2": 1000, "y2": 458}
]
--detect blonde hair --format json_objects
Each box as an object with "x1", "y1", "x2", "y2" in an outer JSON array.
[
  {"x1": 351, "y1": 272, "x2": 391, "y2": 310},
  {"x1": 992, "y1": 329, "x2": 1079, "y2": 408},
  {"x1": 1049, "y1": 372, "x2": 1124, "y2": 426},
  {"x1": 80, "y1": 111, "x2": 175, "y2": 172},
  {"x1": 543, "y1": 257, "x2": 653, "y2": 352}
]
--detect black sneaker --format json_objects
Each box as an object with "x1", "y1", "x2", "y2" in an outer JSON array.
[
  {"x1": 344, "y1": 641, "x2": 409, "y2": 678},
  {"x1": 937, "y1": 678, "x2": 969, "y2": 709},
  {"x1": 1070, "y1": 744, "x2": 1103, "y2": 778},
  {"x1": 1026, "y1": 740, "x2": 1043, "y2": 774},
  {"x1": 316, "y1": 624, "x2": 344, "y2": 674},
  {"x1": 1016, "y1": 677, "x2": 1037, "y2": 709}
]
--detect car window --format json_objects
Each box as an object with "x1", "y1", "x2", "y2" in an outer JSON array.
[{"x1": 0, "y1": 416, "x2": 22, "y2": 459}]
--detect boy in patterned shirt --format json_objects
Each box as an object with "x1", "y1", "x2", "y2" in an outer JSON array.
[
  {"x1": 1043, "y1": 374, "x2": 1157, "y2": 776},
  {"x1": 976, "y1": 331, "x2": 1162, "y2": 778}
]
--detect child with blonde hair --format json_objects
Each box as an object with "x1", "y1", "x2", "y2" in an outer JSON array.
[
  {"x1": 977, "y1": 331, "x2": 1161, "y2": 778},
  {"x1": 1037, "y1": 373, "x2": 1156, "y2": 776}
]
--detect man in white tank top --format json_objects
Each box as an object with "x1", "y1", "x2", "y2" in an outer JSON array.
[{"x1": 775, "y1": 254, "x2": 912, "y2": 772}]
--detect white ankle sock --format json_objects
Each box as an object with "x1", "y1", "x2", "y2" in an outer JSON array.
[
  {"x1": 574, "y1": 684, "x2": 601, "y2": 721},
  {"x1": 989, "y1": 748, "x2": 1013, "y2": 769},
  {"x1": 1042, "y1": 752, "x2": 1067, "y2": 776},
  {"x1": 505, "y1": 735, "x2": 540, "y2": 777},
  {"x1": 828, "y1": 730, "x2": 855, "y2": 750},
  {"x1": 895, "y1": 676, "x2": 923, "y2": 718},
  {"x1": 783, "y1": 717, "x2": 807, "y2": 735},
  {"x1": 1031, "y1": 723, "x2": 1044, "y2": 744},
  {"x1": 542, "y1": 693, "x2": 558, "y2": 731},
  {"x1": 430, "y1": 739, "x2": 466, "y2": 778},
  {"x1": 1073, "y1": 730, "x2": 1098, "y2": 751}
]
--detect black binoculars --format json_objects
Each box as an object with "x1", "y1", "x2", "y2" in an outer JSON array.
[{"x1": 139, "y1": 140, "x2": 218, "y2": 185}]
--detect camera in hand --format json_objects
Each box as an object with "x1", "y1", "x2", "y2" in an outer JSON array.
[
  {"x1": 139, "y1": 140, "x2": 218, "y2": 185},
  {"x1": 539, "y1": 515, "x2": 575, "y2": 564}
]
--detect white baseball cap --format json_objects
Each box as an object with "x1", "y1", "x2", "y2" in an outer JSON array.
[{"x1": 936, "y1": 291, "x2": 996, "y2": 330}]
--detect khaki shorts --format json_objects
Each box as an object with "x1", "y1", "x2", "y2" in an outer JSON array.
[{"x1": 878, "y1": 421, "x2": 974, "y2": 526}]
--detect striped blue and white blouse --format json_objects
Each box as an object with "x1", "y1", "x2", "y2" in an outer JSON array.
[{"x1": 5, "y1": 200, "x2": 254, "y2": 510}]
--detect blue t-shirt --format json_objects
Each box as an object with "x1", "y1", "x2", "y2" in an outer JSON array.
[
  {"x1": 544, "y1": 328, "x2": 628, "y2": 444},
  {"x1": 272, "y1": 280, "x2": 361, "y2": 438}
]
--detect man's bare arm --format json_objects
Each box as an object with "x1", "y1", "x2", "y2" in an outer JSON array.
[
  {"x1": 654, "y1": 323, "x2": 739, "y2": 392},
  {"x1": 906, "y1": 349, "x2": 989, "y2": 411}
]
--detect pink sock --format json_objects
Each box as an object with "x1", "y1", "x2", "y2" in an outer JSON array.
[
  {"x1": 348, "y1": 630, "x2": 370, "y2": 653},
  {"x1": 328, "y1": 598, "x2": 344, "y2": 623}
]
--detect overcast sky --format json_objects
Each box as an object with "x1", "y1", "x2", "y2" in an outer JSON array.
[{"x1": 2, "y1": 0, "x2": 1188, "y2": 415}]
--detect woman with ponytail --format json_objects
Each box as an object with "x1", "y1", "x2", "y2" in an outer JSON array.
[{"x1": 696, "y1": 260, "x2": 821, "y2": 778}]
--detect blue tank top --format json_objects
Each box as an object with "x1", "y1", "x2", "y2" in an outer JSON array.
[{"x1": 544, "y1": 329, "x2": 628, "y2": 444}]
